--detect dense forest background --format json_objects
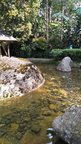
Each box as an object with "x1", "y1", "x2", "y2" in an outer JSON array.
[{"x1": 1, "y1": 0, "x2": 81, "y2": 58}]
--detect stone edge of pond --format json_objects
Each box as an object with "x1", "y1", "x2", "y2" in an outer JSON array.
[{"x1": 28, "y1": 58, "x2": 54, "y2": 63}]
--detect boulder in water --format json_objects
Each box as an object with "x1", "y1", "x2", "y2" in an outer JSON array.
[
  {"x1": 52, "y1": 106, "x2": 81, "y2": 144},
  {"x1": 57, "y1": 57, "x2": 72, "y2": 72}
]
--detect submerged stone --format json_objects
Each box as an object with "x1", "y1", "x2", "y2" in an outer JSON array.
[
  {"x1": 31, "y1": 124, "x2": 41, "y2": 134},
  {"x1": 52, "y1": 106, "x2": 81, "y2": 144},
  {"x1": 0, "y1": 56, "x2": 44, "y2": 99}
]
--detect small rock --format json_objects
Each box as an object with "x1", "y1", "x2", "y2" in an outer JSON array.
[
  {"x1": 42, "y1": 110, "x2": 52, "y2": 116},
  {"x1": 31, "y1": 125, "x2": 41, "y2": 134},
  {"x1": 49, "y1": 104, "x2": 59, "y2": 112}
]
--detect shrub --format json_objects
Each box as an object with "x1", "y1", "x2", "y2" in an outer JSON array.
[
  {"x1": 30, "y1": 37, "x2": 49, "y2": 58},
  {"x1": 32, "y1": 37, "x2": 47, "y2": 50},
  {"x1": 50, "y1": 49, "x2": 81, "y2": 61},
  {"x1": 48, "y1": 37, "x2": 63, "y2": 49}
]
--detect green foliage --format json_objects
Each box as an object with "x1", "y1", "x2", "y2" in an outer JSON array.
[
  {"x1": 1, "y1": 0, "x2": 81, "y2": 58},
  {"x1": 50, "y1": 49, "x2": 81, "y2": 60},
  {"x1": 0, "y1": 0, "x2": 40, "y2": 41},
  {"x1": 27, "y1": 37, "x2": 49, "y2": 58},
  {"x1": 75, "y1": 7, "x2": 81, "y2": 16},
  {"x1": 32, "y1": 37, "x2": 47, "y2": 50},
  {"x1": 48, "y1": 36, "x2": 63, "y2": 49},
  {"x1": 20, "y1": 43, "x2": 31, "y2": 57},
  {"x1": 52, "y1": 12, "x2": 69, "y2": 21},
  {"x1": 18, "y1": 37, "x2": 49, "y2": 58}
]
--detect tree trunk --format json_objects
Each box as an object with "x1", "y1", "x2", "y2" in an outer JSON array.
[
  {"x1": 0, "y1": 48, "x2": 2, "y2": 56},
  {"x1": 46, "y1": 0, "x2": 49, "y2": 41}
]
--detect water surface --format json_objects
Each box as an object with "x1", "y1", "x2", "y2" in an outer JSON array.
[{"x1": 0, "y1": 63, "x2": 81, "y2": 144}]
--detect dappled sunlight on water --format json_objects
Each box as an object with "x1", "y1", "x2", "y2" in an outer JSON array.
[{"x1": 0, "y1": 64, "x2": 81, "y2": 143}]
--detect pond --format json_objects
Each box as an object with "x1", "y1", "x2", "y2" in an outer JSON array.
[{"x1": 0, "y1": 63, "x2": 81, "y2": 144}]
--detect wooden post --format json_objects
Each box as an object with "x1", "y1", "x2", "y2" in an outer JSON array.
[
  {"x1": 0, "y1": 47, "x2": 2, "y2": 56},
  {"x1": 0, "y1": 42, "x2": 2, "y2": 56},
  {"x1": 7, "y1": 43, "x2": 10, "y2": 57}
]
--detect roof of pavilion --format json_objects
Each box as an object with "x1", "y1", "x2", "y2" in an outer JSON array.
[{"x1": 0, "y1": 30, "x2": 16, "y2": 41}]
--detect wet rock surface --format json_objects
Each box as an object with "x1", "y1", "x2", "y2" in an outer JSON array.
[
  {"x1": 0, "y1": 56, "x2": 44, "y2": 99},
  {"x1": 52, "y1": 106, "x2": 81, "y2": 144}
]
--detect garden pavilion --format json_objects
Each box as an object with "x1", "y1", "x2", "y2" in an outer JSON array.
[{"x1": 0, "y1": 30, "x2": 16, "y2": 57}]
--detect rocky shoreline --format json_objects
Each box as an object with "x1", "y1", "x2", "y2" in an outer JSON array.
[{"x1": 0, "y1": 56, "x2": 44, "y2": 99}]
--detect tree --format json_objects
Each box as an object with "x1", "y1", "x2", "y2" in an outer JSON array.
[{"x1": 0, "y1": 0, "x2": 40, "y2": 41}]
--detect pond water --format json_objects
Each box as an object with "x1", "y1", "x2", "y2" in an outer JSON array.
[{"x1": 0, "y1": 63, "x2": 81, "y2": 144}]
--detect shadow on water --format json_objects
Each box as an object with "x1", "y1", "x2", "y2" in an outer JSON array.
[
  {"x1": 0, "y1": 64, "x2": 81, "y2": 144},
  {"x1": 55, "y1": 139, "x2": 68, "y2": 144}
]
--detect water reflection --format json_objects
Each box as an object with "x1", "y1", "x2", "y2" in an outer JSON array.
[{"x1": 58, "y1": 71, "x2": 73, "y2": 89}]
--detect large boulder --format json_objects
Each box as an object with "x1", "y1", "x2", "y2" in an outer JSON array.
[
  {"x1": 57, "y1": 57, "x2": 72, "y2": 72},
  {"x1": 52, "y1": 106, "x2": 81, "y2": 144},
  {"x1": 0, "y1": 56, "x2": 44, "y2": 99}
]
